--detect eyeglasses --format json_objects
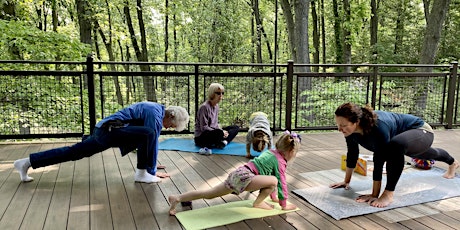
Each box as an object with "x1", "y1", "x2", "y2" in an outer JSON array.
[{"x1": 215, "y1": 92, "x2": 224, "y2": 95}]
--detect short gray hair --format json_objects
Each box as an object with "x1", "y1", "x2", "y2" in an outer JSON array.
[
  {"x1": 207, "y1": 83, "x2": 224, "y2": 101},
  {"x1": 166, "y1": 106, "x2": 189, "y2": 131}
]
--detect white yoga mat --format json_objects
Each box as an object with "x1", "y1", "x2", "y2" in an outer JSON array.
[{"x1": 293, "y1": 167, "x2": 460, "y2": 220}]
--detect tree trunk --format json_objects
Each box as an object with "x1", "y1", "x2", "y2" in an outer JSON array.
[
  {"x1": 414, "y1": 0, "x2": 451, "y2": 116},
  {"x1": 320, "y1": 0, "x2": 326, "y2": 70},
  {"x1": 124, "y1": 0, "x2": 156, "y2": 102},
  {"x1": 76, "y1": 0, "x2": 92, "y2": 45},
  {"x1": 1, "y1": 0, "x2": 16, "y2": 20},
  {"x1": 52, "y1": 0, "x2": 58, "y2": 32},
  {"x1": 332, "y1": 0, "x2": 342, "y2": 66},
  {"x1": 394, "y1": 0, "x2": 407, "y2": 55},
  {"x1": 164, "y1": 0, "x2": 169, "y2": 63},
  {"x1": 419, "y1": 0, "x2": 450, "y2": 65},
  {"x1": 370, "y1": 0, "x2": 378, "y2": 56},
  {"x1": 95, "y1": 18, "x2": 124, "y2": 106},
  {"x1": 342, "y1": 0, "x2": 351, "y2": 73},
  {"x1": 252, "y1": 0, "x2": 263, "y2": 63},
  {"x1": 280, "y1": 0, "x2": 296, "y2": 60},
  {"x1": 311, "y1": 0, "x2": 320, "y2": 72}
]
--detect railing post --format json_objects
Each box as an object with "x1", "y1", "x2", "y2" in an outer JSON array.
[
  {"x1": 285, "y1": 60, "x2": 294, "y2": 131},
  {"x1": 371, "y1": 64, "x2": 378, "y2": 108},
  {"x1": 445, "y1": 61, "x2": 458, "y2": 129},
  {"x1": 194, "y1": 64, "x2": 200, "y2": 120},
  {"x1": 86, "y1": 54, "x2": 97, "y2": 135}
]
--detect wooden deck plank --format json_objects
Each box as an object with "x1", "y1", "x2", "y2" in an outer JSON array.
[
  {"x1": 0, "y1": 144, "x2": 44, "y2": 229},
  {"x1": 20, "y1": 143, "x2": 62, "y2": 230},
  {"x1": 116, "y1": 151, "x2": 161, "y2": 229},
  {"x1": 42, "y1": 160, "x2": 75, "y2": 230},
  {"x1": 1, "y1": 129, "x2": 460, "y2": 229},
  {"x1": 67, "y1": 157, "x2": 90, "y2": 230},
  {"x1": 102, "y1": 148, "x2": 138, "y2": 230}
]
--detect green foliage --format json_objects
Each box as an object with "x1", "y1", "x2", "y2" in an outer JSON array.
[
  {"x1": 0, "y1": 76, "x2": 85, "y2": 134},
  {"x1": 0, "y1": 20, "x2": 91, "y2": 61}
]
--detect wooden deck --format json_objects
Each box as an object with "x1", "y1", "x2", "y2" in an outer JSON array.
[{"x1": 1, "y1": 130, "x2": 460, "y2": 230}]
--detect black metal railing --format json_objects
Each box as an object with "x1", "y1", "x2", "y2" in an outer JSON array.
[{"x1": 0, "y1": 57, "x2": 458, "y2": 139}]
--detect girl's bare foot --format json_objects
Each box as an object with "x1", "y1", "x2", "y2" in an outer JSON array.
[
  {"x1": 168, "y1": 195, "x2": 180, "y2": 215},
  {"x1": 370, "y1": 190, "x2": 393, "y2": 208},
  {"x1": 253, "y1": 201, "x2": 274, "y2": 210},
  {"x1": 443, "y1": 160, "x2": 459, "y2": 179}
]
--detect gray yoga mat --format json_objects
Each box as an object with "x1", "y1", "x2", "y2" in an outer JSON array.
[{"x1": 293, "y1": 167, "x2": 460, "y2": 220}]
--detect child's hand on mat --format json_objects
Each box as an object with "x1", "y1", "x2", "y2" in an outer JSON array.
[
  {"x1": 282, "y1": 203, "x2": 297, "y2": 211},
  {"x1": 329, "y1": 181, "x2": 350, "y2": 190}
]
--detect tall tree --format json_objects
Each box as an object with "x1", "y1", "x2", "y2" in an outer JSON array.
[
  {"x1": 370, "y1": 0, "x2": 378, "y2": 58},
  {"x1": 311, "y1": 0, "x2": 320, "y2": 71},
  {"x1": 332, "y1": 0, "x2": 342, "y2": 65},
  {"x1": 413, "y1": 0, "x2": 451, "y2": 116},
  {"x1": 76, "y1": 0, "x2": 92, "y2": 45},
  {"x1": 342, "y1": 0, "x2": 351, "y2": 73},
  {"x1": 419, "y1": 0, "x2": 451, "y2": 65},
  {"x1": 123, "y1": 0, "x2": 156, "y2": 102}
]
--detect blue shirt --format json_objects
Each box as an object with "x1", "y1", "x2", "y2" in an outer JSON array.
[
  {"x1": 96, "y1": 102, "x2": 165, "y2": 175},
  {"x1": 96, "y1": 102, "x2": 165, "y2": 130}
]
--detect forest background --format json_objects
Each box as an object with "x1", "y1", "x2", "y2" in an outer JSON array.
[
  {"x1": 0, "y1": 0, "x2": 459, "y2": 136},
  {"x1": 1, "y1": 0, "x2": 459, "y2": 66}
]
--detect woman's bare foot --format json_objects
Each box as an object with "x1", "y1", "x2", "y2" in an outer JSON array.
[
  {"x1": 370, "y1": 190, "x2": 394, "y2": 208},
  {"x1": 253, "y1": 201, "x2": 274, "y2": 210},
  {"x1": 156, "y1": 172, "x2": 170, "y2": 178},
  {"x1": 443, "y1": 160, "x2": 459, "y2": 179},
  {"x1": 168, "y1": 195, "x2": 180, "y2": 215}
]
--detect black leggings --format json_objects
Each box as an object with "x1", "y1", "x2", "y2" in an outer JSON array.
[
  {"x1": 374, "y1": 129, "x2": 454, "y2": 191},
  {"x1": 194, "y1": 125, "x2": 239, "y2": 148}
]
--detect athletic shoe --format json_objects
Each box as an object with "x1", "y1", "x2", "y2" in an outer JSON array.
[{"x1": 199, "y1": 147, "x2": 212, "y2": 155}]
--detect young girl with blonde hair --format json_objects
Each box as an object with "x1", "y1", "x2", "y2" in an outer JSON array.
[{"x1": 168, "y1": 131, "x2": 301, "y2": 215}]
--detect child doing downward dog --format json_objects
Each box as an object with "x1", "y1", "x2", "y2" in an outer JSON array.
[
  {"x1": 246, "y1": 112, "x2": 273, "y2": 158},
  {"x1": 168, "y1": 131, "x2": 301, "y2": 215}
]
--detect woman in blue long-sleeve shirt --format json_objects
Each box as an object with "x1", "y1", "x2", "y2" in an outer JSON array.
[
  {"x1": 330, "y1": 102, "x2": 459, "y2": 208},
  {"x1": 14, "y1": 102, "x2": 189, "y2": 184}
]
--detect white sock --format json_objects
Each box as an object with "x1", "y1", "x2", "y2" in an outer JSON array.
[
  {"x1": 134, "y1": 169, "x2": 161, "y2": 183},
  {"x1": 14, "y1": 158, "x2": 34, "y2": 182}
]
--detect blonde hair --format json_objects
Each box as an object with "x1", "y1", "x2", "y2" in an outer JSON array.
[
  {"x1": 252, "y1": 130, "x2": 270, "y2": 152},
  {"x1": 275, "y1": 132, "x2": 301, "y2": 159},
  {"x1": 165, "y1": 106, "x2": 189, "y2": 131},
  {"x1": 207, "y1": 83, "x2": 224, "y2": 100}
]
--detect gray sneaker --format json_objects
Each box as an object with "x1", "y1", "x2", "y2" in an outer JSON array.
[{"x1": 199, "y1": 147, "x2": 212, "y2": 155}]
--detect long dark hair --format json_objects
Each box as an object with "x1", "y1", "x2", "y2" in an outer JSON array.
[{"x1": 335, "y1": 102, "x2": 377, "y2": 134}]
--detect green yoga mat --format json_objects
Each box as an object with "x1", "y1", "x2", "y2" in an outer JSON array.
[{"x1": 175, "y1": 199, "x2": 299, "y2": 230}]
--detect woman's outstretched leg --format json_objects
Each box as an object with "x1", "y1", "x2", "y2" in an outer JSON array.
[{"x1": 169, "y1": 183, "x2": 232, "y2": 215}]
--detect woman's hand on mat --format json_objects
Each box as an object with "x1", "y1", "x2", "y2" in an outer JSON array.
[
  {"x1": 355, "y1": 194, "x2": 376, "y2": 203},
  {"x1": 329, "y1": 181, "x2": 350, "y2": 190},
  {"x1": 282, "y1": 203, "x2": 297, "y2": 211}
]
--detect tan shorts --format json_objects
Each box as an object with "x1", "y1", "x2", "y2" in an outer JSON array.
[{"x1": 224, "y1": 166, "x2": 255, "y2": 195}]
